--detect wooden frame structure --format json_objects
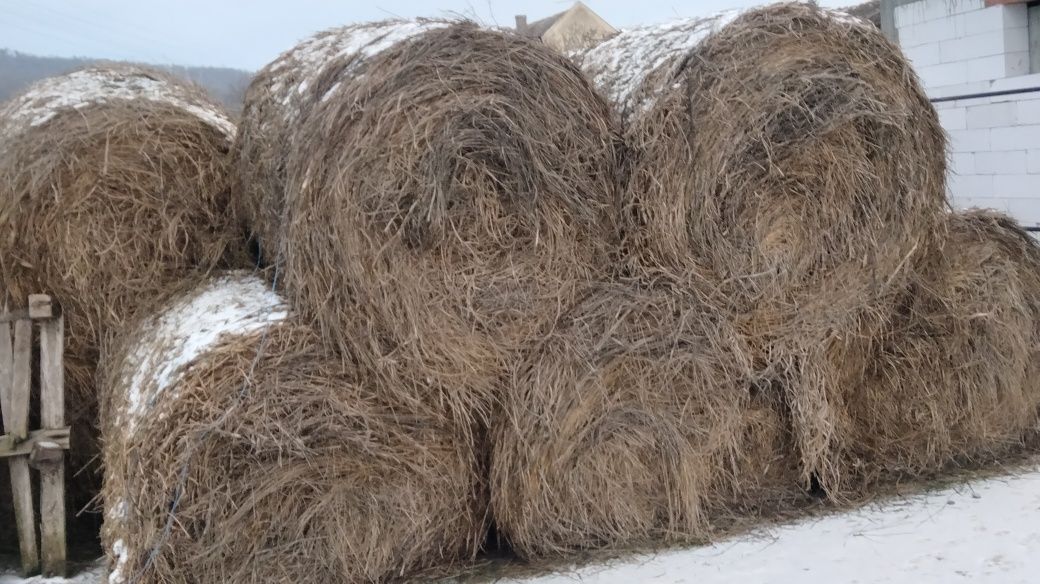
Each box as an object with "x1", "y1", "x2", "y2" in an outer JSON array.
[{"x1": 0, "y1": 294, "x2": 68, "y2": 577}]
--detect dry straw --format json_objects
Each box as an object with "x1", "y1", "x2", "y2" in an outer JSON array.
[
  {"x1": 491, "y1": 282, "x2": 800, "y2": 557},
  {"x1": 100, "y1": 272, "x2": 486, "y2": 583},
  {"x1": 232, "y1": 20, "x2": 449, "y2": 259},
  {"x1": 832, "y1": 210, "x2": 1040, "y2": 490},
  {"x1": 0, "y1": 65, "x2": 248, "y2": 523},
  {"x1": 262, "y1": 23, "x2": 621, "y2": 427},
  {"x1": 621, "y1": 3, "x2": 947, "y2": 492}
]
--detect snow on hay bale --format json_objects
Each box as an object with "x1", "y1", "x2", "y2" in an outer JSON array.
[
  {"x1": 0, "y1": 65, "x2": 247, "y2": 510},
  {"x1": 834, "y1": 210, "x2": 1040, "y2": 490},
  {"x1": 576, "y1": 10, "x2": 741, "y2": 120},
  {"x1": 276, "y1": 23, "x2": 620, "y2": 423},
  {"x1": 622, "y1": 3, "x2": 947, "y2": 493},
  {"x1": 232, "y1": 19, "x2": 448, "y2": 258},
  {"x1": 100, "y1": 272, "x2": 485, "y2": 583},
  {"x1": 491, "y1": 283, "x2": 800, "y2": 557}
]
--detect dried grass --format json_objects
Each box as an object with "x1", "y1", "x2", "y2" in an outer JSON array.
[
  {"x1": 0, "y1": 65, "x2": 249, "y2": 523},
  {"x1": 100, "y1": 272, "x2": 486, "y2": 583},
  {"x1": 491, "y1": 281, "x2": 800, "y2": 557},
  {"x1": 276, "y1": 23, "x2": 621, "y2": 428},
  {"x1": 623, "y1": 3, "x2": 948, "y2": 492},
  {"x1": 231, "y1": 20, "x2": 448, "y2": 259},
  {"x1": 831, "y1": 210, "x2": 1040, "y2": 490}
]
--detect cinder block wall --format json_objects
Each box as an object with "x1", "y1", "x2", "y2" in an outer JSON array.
[{"x1": 892, "y1": 0, "x2": 1040, "y2": 225}]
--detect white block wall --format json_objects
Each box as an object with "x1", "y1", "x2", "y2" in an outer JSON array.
[{"x1": 895, "y1": 0, "x2": 1040, "y2": 226}]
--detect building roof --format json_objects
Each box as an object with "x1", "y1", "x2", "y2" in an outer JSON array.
[
  {"x1": 523, "y1": 7, "x2": 569, "y2": 39},
  {"x1": 521, "y1": 2, "x2": 616, "y2": 40}
]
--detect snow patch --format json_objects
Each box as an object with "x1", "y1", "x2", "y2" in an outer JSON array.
[
  {"x1": 506, "y1": 466, "x2": 1040, "y2": 584},
  {"x1": 580, "y1": 5, "x2": 877, "y2": 117},
  {"x1": 0, "y1": 69, "x2": 235, "y2": 141},
  {"x1": 268, "y1": 20, "x2": 447, "y2": 116},
  {"x1": 122, "y1": 273, "x2": 288, "y2": 433},
  {"x1": 106, "y1": 540, "x2": 127, "y2": 584},
  {"x1": 578, "y1": 10, "x2": 742, "y2": 116}
]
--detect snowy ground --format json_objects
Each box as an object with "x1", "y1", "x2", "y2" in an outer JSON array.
[{"x1": 4, "y1": 465, "x2": 1040, "y2": 584}]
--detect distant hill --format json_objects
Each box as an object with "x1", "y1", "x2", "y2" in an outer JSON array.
[{"x1": 0, "y1": 49, "x2": 252, "y2": 113}]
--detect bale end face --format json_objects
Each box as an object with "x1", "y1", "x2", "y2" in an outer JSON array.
[
  {"x1": 101, "y1": 273, "x2": 487, "y2": 583},
  {"x1": 492, "y1": 284, "x2": 799, "y2": 557}
]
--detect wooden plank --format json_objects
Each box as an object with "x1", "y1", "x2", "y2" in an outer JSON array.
[
  {"x1": 0, "y1": 321, "x2": 11, "y2": 426},
  {"x1": 9, "y1": 320, "x2": 30, "y2": 439},
  {"x1": 5, "y1": 319, "x2": 38, "y2": 575},
  {"x1": 29, "y1": 440, "x2": 65, "y2": 467},
  {"x1": 39, "y1": 313, "x2": 66, "y2": 577},
  {"x1": 27, "y1": 295, "x2": 53, "y2": 319},
  {"x1": 8, "y1": 460, "x2": 38, "y2": 574},
  {"x1": 0, "y1": 309, "x2": 31, "y2": 323},
  {"x1": 0, "y1": 427, "x2": 71, "y2": 458}
]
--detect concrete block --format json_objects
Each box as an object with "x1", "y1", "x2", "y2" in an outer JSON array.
[
  {"x1": 1018, "y1": 101, "x2": 1040, "y2": 125},
  {"x1": 966, "y1": 101, "x2": 1018, "y2": 129},
  {"x1": 949, "y1": 152, "x2": 975, "y2": 174},
  {"x1": 947, "y1": 172, "x2": 994, "y2": 197},
  {"x1": 948, "y1": 128, "x2": 991, "y2": 152},
  {"x1": 959, "y1": 4, "x2": 1029, "y2": 36},
  {"x1": 939, "y1": 106, "x2": 968, "y2": 130},
  {"x1": 966, "y1": 54, "x2": 1008, "y2": 83},
  {"x1": 974, "y1": 150, "x2": 1027, "y2": 174},
  {"x1": 939, "y1": 31, "x2": 1006, "y2": 62},
  {"x1": 928, "y1": 81, "x2": 991, "y2": 100},
  {"x1": 1004, "y1": 25, "x2": 1029, "y2": 53},
  {"x1": 919, "y1": 61, "x2": 970, "y2": 88},
  {"x1": 993, "y1": 174, "x2": 1038, "y2": 197},
  {"x1": 919, "y1": 0, "x2": 985, "y2": 20},
  {"x1": 990, "y1": 125, "x2": 1040, "y2": 151},
  {"x1": 1028, "y1": 150, "x2": 1040, "y2": 174},
  {"x1": 903, "y1": 43, "x2": 942, "y2": 68},
  {"x1": 1003, "y1": 51, "x2": 1030, "y2": 77},
  {"x1": 901, "y1": 17, "x2": 960, "y2": 48},
  {"x1": 1005, "y1": 199, "x2": 1040, "y2": 227}
]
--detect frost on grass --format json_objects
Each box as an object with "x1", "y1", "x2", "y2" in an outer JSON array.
[
  {"x1": 0, "y1": 68, "x2": 235, "y2": 141},
  {"x1": 578, "y1": 5, "x2": 875, "y2": 118}
]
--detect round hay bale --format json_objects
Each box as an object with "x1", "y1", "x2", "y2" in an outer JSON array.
[
  {"x1": 491, "y1": 283, "x2": 800, "y2": 557},
  {"x1": 623, "y1": 3, "x2": 947, "y2": 492},
  {"x1": 280, "y1": 23, "x2": 620, "y2": 423},
  {"x1": 0, "y1": 65, "x2": 248, "y2": 521},
  {"x1": 100, "y1": 272, "x2": 486, "y2": 583},
  {"x1": 835, "y1": 210, "x2": 1040, "y2": 489},
  {"x1": 232, "y1": 20, "x2": 449, "y2": 259}
]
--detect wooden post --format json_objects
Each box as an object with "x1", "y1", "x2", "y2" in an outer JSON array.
[
  {"x1": 2, "y1": 319, "x2": 39, "y2": 575},
  {"x1": 37, "y1": 296, "x2": 65, "y2": 577}
]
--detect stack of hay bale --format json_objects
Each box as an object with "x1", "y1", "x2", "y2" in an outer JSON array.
[
  {"x1": 103, "y1": 18, "x2": 624, "y2": 583},
  {"x1": 494, "y1": 0, "x2": 1040, "y2": 557},
  {"x1": 4, "y1": 2, "x2": 1040, "y2": 582}
]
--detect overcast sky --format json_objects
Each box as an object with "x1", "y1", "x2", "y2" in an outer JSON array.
[{"x1": 0, "y1": 0, "x2": 852, "y2": 70}]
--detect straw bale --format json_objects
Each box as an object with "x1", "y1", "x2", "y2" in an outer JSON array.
[{"x1": 100, "y1": 272, "x2": 485, "y2": 583}]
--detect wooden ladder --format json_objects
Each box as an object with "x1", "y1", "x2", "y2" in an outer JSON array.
[{"x1": 0, "y1": 294, "x2": 69, "y2": 577}]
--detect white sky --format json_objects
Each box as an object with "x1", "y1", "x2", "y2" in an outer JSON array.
[{"x1": 0, "y1": 0, "x2": 853, "y2": 70}]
